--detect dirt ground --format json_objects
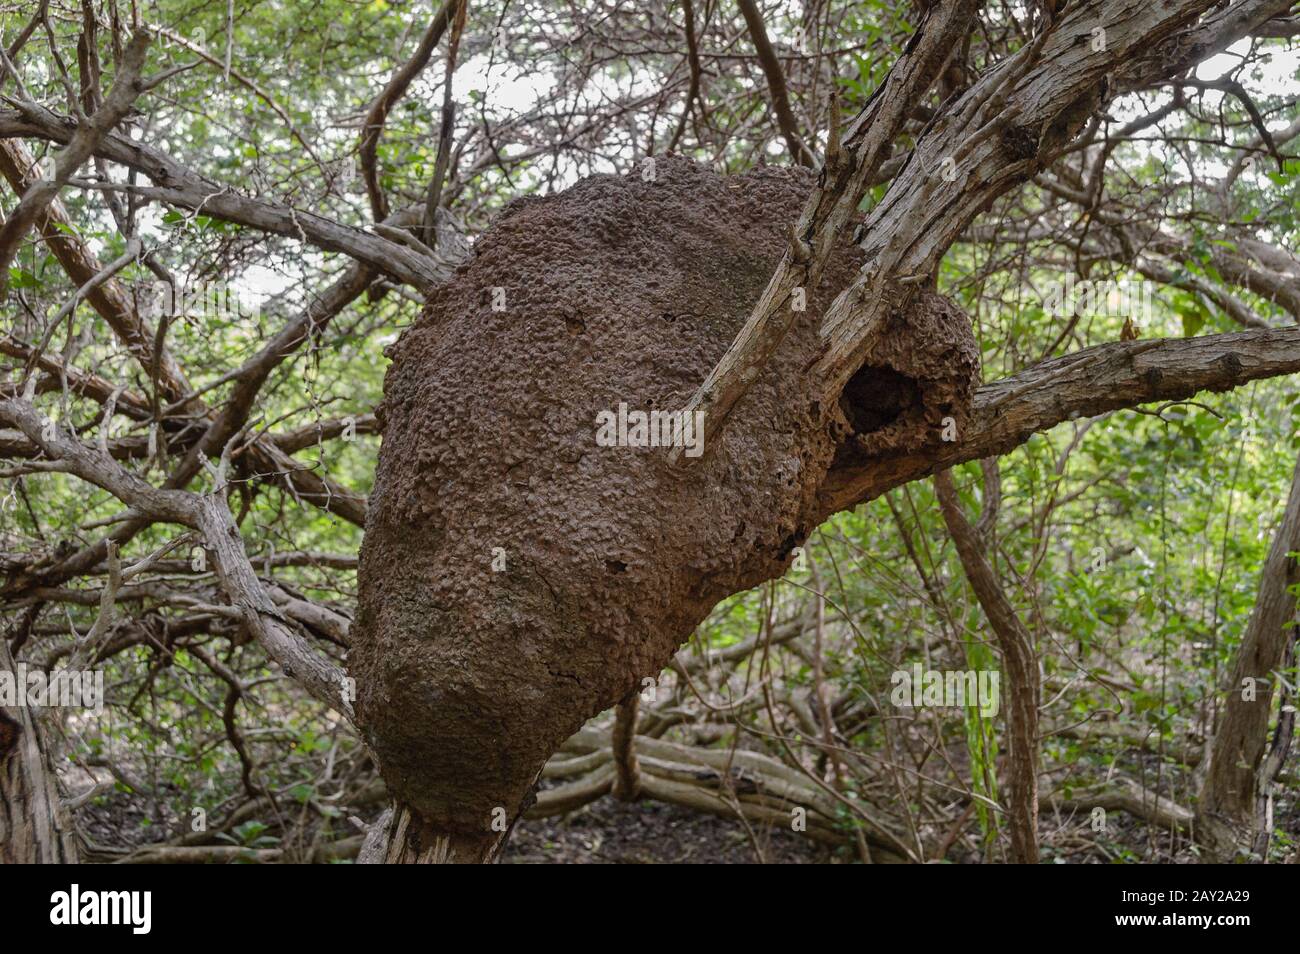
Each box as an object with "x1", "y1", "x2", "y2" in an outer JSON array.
[{"x1": 504, "y1": 798, "x2": 833, "y2": 864}]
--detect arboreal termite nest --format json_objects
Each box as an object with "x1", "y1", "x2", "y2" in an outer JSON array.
[
  {"x1": 352, "y1": 157, "x2": 978, "y2": 854},
  {"x1": 833, "y1": 289, "x2": 980, "y2": 465}
]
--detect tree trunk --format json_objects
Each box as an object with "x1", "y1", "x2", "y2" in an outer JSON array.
[
  {"x1": 361, "y1": 803, "x2": 510, "y2": 864},
  {"x1": 1197, "y1": 452, "x2": 1300, "y2": 861},
  {"x1": 0, "y1": 638, "x2": 79, "y2": 863},
  {"x1": 933, "y1": 467, "x2": 1041, "y2": 863},
  {"x1": 610, "y1": 692, "x2": 642, "y2": 801},
  {"x1": 1250, "y1": 630, "x2": 1296, "y2": 860},
  {"x1": 352, "y1": 159, "x2": 979, "y2": 860}
]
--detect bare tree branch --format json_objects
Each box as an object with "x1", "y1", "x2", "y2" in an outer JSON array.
[
  {"x1": 820, "y1": 325, "x2": 1300, "y2": 513},
  {"x1": 0, "y1": 32, "x2": 151, "y2": 293},
  {"x1": 669, "y1": 0, "x2": 981, "y2": 463},
  {"x1": 736, "y1": 0, "x2": 812, "y2": 166},
  {"x1": 358, "y1": 1, "x2": 457, "y2": 222}
]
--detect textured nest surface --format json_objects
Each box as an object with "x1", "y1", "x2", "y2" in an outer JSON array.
[
  {"x1": 353, "y1": 158, "x2": 979, "y2": 842},
  {"x1": 835, "y1": 290, "x2": 980, "y2": 461}
]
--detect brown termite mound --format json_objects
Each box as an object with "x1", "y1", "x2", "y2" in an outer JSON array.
[
  {"x1": 833, "y1": 290, "x2": 980, "y2": 463},
  {"x1": 353, "y1": 157, "x2": 978, "y2": 861}
]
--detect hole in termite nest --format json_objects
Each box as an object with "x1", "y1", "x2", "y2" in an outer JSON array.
[
  {"x1": 830, "y1": 362, "x2": 926, "y2": 469},
  {"x1": 839, "y1": 364, "x2": 921, "y2": 435}
]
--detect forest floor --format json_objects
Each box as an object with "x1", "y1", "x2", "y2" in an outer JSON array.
[
  {"x1": 71, "y1": 752, "x2": 1296, "y2": 862},
  {"x1": 505, "y1": 798, "x2": 832, "y2": 864},
  {"x1": 77, "y1": 785, "x2": 1295, "y2": 862},
  {"x1": 503, "y1": 797, "x2": 1180, "y2": 863}
]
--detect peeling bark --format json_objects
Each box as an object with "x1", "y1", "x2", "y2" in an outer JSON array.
[
  {"x1": 0, "y1": 638, "x2": 79, "y2": 863},
  {"x1": 818, "y1": 327, "x2": 1300, "y2": 514}
]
